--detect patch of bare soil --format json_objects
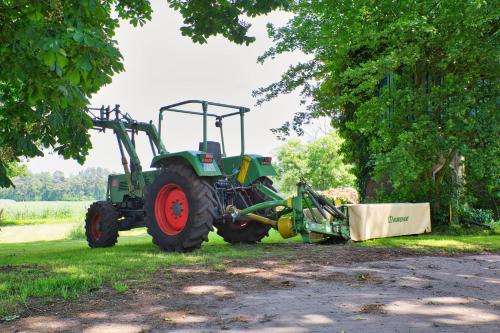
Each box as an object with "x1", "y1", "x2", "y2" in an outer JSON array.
[{"x1": 1, "y1": 244, "x2": 499, "y2": 333}]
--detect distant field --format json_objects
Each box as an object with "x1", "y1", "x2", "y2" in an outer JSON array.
[{"x1": 0, "y1": 201, "x2": 91, "y2": 226}]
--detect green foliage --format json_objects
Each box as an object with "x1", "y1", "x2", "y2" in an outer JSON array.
[
  {"x1": 274, "y1": 131, "x2": 355, "y2": 193},
  {"x1": 0, "y1": 167, "x2": 109, "y2": 201},
  {"x1": 0, "y1": 0, "x2": 289, "y2": 187},
  {"x1": 432, "y1": 222, "x2": 500, "y2": 237},
  {"x1": 168, "y1": 0, "x2": 290, "y2": 45},
  {"x1": 5, "y1": 163, "x2": 26, "y2": 179},
  {"x1": 255, "y1": 0, "x2": 499, "y2": 221},
  {"x1": 457, "y1": 205, "x2": 496, "y2": 227}
]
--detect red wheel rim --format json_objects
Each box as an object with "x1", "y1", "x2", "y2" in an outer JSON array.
[
  {"x1": 90, "y1": 213, "x2": 102, "y2": 240},
  {"x1": 154, "y1": 184, "x2": 189, "y2": 235}
]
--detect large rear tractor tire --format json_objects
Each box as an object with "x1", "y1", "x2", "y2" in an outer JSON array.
[
  {"x1": 85, "y1": 201, "x2": 119, "y2": 248},
  {"x1": 144, "y1": 164, "x2": 217, "y2": 252},
  {"x1": 215, "y1": 177, "x2": 274, "y2": 244}
]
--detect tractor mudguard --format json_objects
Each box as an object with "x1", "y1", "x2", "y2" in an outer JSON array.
[
  {"x1": 150, "y1": 151, "x2": 222, "y2": 177},
  {"x1": 222, "y1": 154, "x2": 277, "y2": 185}
]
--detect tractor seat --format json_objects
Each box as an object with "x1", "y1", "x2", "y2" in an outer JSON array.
[{"x1": 199, "y1": 141, "x2": 223, "y2": 170}]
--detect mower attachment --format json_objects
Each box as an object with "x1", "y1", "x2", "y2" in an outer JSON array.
[{"x1": 225, "y1": 179, "x2": 351, "y2": 243}]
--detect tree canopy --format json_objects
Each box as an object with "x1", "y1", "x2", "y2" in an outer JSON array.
[
  {"x1": 273, "y1": 131, "x2": 355, "y2": 193},
  {"x1": 255, "y1": 0, "x2": 499, "y2": 220},
  {"x1": 0, "y1": 0, "x2": 289, "y2": 187},
  {"x1": 0, "y1": 167, "x2": 110, "y2": 201}
]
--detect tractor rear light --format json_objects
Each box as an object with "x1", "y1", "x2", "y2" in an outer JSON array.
[
  {"x1": 261, "y1": 157, "x2": 272, "y2": 165},
  {"x1": 201, "y1": 153, "x2": 213, "y2": 163}
]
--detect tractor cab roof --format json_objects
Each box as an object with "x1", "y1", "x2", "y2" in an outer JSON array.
[{"x1": 159, "y1": 100, "x2": 250, "y2": 120}]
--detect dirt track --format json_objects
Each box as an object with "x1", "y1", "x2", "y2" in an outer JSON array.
[{"x1": 2, "y1": 246, "x2": 499, "y2": 333}]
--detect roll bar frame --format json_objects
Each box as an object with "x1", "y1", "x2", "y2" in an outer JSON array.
[{"x1": 159, "y1": 100, "x2": 250, "y2": 156}]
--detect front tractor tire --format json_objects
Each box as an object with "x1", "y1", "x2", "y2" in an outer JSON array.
[
  {"x1": 85, "y1": 201, "x2": 119, "y2": 248},
  {"x1": 144, "y1": 164, "x2": 217, "y2": 252},
  {"x1": 215, "y1": 177, "x2": 274, "y2": 244}
]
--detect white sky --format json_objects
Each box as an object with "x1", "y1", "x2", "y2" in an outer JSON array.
[{"x1": 27, "y1": 1, "x2": 313, "y2": 175}]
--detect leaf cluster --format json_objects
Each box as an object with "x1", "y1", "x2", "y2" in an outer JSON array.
[
  {"x1": 168, "y1": 0, "x2": 290, "y2": 45},
  {"x1": 0, "y1": 0, "x2": 137, "y2": 187},
  {"x1": 0, "y1": 0, "x2": 289, "y2": 187}
]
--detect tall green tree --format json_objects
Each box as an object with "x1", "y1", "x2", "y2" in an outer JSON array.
[
  {"x1": 0, "y1": 0, "x2": 289, "y2": 187},
  {"x1": 255, "y1": 0, "x2": 499, "y2": 220},
  {"x1": 274, "y1": 131, "x2": 355, "y2": 193}
]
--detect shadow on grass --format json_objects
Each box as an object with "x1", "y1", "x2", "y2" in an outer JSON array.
[{"x1": 0, "y1": 232, "x2": 300, "y2": 317}]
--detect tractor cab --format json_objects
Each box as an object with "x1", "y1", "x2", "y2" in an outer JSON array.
[{"x1": 158, "y1": 100, "x2": 276, "y2": 185}]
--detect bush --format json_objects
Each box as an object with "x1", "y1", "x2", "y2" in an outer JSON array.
[{"x1": 457, "y1": 205, "x2": 495, "y2": 227}]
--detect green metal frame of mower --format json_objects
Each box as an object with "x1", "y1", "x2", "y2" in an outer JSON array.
[
  {"x1": 85, "y1": 101, "x2": 350, "y2": 252},
  {"x1": 225, "y1": 180, "x2": 350, "y2": 242}
]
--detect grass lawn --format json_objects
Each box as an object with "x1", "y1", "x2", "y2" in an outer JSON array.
[
  {"x1": 0, "y1": 228, "x2": 499, "y2": 319},
  {"x1": 0, "y1": 201, "x2": 91, "y2": 226},
  {"x1": 360, "y1": 233, "x2": 500, "y2": 253}
]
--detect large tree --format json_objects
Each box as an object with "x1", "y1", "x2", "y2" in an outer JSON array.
[
  {"x1": 255, "y1": 0, "x2": 499, "y2": 220},
  {"x1": 0, "y1": 0, "x2": 289, "y2": 187}
]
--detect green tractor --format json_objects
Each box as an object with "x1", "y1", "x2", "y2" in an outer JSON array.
[{"x1": 85, "y1": 100, "x2": 349, "y2": 252}]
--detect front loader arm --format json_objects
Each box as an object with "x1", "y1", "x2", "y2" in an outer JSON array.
[
  {"x1": 91, "y1": 118, "x2": 145, "y2": 196},
  {"x1": 88, "y1": 105, "x2": 166, "y2": 197},
  {"x1": 133, "y1": 121, "x2": 166, "y2": 155}
]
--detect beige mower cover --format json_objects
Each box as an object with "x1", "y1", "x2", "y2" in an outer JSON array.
[{"x1": 347, "y1": 203, "x2": 431, "y2": 241}]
